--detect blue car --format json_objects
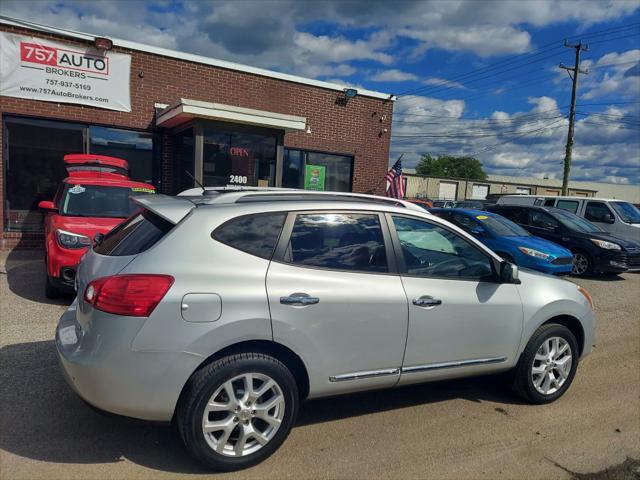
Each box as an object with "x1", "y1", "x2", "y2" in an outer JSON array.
[{"x1": 431, "y1": 208, "x2": 574, "y2": 275}]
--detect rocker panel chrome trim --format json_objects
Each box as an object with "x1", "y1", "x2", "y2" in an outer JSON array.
[
  {"x1": 401, "y1": 356, "x2": 507, "y2": 373},
  {"x1": 329, "y1": 368, "x2": 400, "y2": 382}
]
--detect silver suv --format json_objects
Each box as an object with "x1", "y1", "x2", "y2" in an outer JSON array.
[{"x1": 56, "y1": 189, "x2": 596, "y2": 471}]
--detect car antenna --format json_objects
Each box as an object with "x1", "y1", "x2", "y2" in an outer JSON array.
[{"x1": 184, "y1": 170, "x2": 206, "y2": 194}]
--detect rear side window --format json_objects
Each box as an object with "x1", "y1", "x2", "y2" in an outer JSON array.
[
  {"x1": 556, "y1": 200, "x2": 579, "y2": 214},
  {"x1": 213, "y1": 213, "x2": 286, "y2": 260},
  {"x1": 283, "y1": 213, "x2": 387, "y2": 273},
  {"x1": 530, "y1": 211, "x2": 560, "y2": 230},
  {"x1": 94, "y1": 210, "x2": 173, "y2": 256}
]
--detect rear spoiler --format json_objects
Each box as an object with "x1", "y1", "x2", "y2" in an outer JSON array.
[{"x1": 132, "y1": 194, "x2": 195, "y2": 224}]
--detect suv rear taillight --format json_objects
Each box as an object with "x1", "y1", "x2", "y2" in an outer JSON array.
[{"x1": 84, "y1": 274, "x2": 174, "y2": 317}]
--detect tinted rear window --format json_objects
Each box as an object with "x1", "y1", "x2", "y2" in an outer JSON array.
[
  {"x1": 213, "y1": 213, "x2": 286, "y2": 259},
  {"x1": 94, "y1": 210, "x2": 173, "y2": 256}
]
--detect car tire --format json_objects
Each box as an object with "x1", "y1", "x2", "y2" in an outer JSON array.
[
  {"x1": 512, "y1": 323, "x2": 579, "y2": 404},
  {"x1": 45, "y1": 274, "x2": 62, "y2": 299},
  {"x1": 177, "y1": 352, "x2": 299, "y2": 471},
  {"x1": 571, "y1": 249, "x2": 592, "y2": 276}
]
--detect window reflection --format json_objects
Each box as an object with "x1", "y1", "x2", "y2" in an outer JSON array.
[
  {"x1": 203, "y1": 129, "x2": 276, "y2": 187},
  {"x1": 283, "y1": 149, "x2": 353, "y2": 191},
  {"x1": 286, "y1": 213, "x2": 387, "y2": 273},
  {"x1": 89, "y1": 126, "x2": 154, "y2": 184}
]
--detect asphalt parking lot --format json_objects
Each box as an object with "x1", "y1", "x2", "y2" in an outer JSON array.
[{"x1": 1, "y1": 250, "x2": 639, "y2": 480}]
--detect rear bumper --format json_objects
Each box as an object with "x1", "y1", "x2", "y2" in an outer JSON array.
[{"x1": 55, "y1": 302, "x2": 204, "y2": 421}]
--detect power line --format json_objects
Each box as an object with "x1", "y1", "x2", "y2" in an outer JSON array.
[
  {"x1": 470, "y1": 119, "x2": 567, "y2": 156},
  {"x1": 587, "y1": 33, "x2": 640, "y2": 46},
  {"x1": 394, "y1": 21, "x2": 640, "y2": 99},
  {"x1": 577, "y1": 119, "x2": 640, "y2": 130},
  {"x1": 392, "y1": 117, "x2": 567, "y2": 139},
  {"x1": 577, "y1": 101, "x2": 640, "y2": 106},
  {"x1": 575, "y1": 111, "x2": 640, "y2": 126},
  {"x1": 393, "y1": 106, "x2": 565, "y2": 119}
]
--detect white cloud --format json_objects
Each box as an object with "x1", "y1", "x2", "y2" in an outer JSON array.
[
  {"x1": 401, "y1": 25, "x2": 532, "y2": 58},
  {"x1": 581, "y1": 49, "x2": 640, "y2": 99},
  {"x1": 391, "y1": 93, "x2": 639, "y2": 184},
  {"x1": 371, "y1": 69, "x2": 419, "y2": 82}
]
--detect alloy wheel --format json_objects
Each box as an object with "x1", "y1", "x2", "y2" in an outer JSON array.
[
  {"x1": 572, "y1": 252, "x2": 589, "y2": 275},
  {"x1": 201, "y1": 373, "x2": 285, "y2": 457},
  {"x1": 531, "y1": 336, "x2": 572, "y2": 395}
]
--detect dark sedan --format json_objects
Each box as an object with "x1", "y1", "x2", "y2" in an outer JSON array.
[{"x1": 488, "y1": 204, "x2": 640, "y2": 276}]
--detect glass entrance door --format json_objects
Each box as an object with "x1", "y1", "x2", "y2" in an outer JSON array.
[{"x1": 203, "y1": 128, "x2": 277, "y2": 187}]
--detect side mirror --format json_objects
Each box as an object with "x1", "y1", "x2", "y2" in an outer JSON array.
[
  {"x1": 603, "y1": 213, "x2": 614, "y2": 224},
  {"x1": 38, "y1": 200, "x2": 56, "y2": 211},
  {"x1": 500, "y1": 261, "x2": 521, "y2": 284},
  {"x1": 93, "y1": 232, "x2": 105, "y2": 247}
]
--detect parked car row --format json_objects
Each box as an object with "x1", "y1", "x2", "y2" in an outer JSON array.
[
  {"x1": 409, "y1": 195, "x2": 640, "y2": 277},
  {"x1": 496, "y1": 195, "x2": 640, "y2": 244}
]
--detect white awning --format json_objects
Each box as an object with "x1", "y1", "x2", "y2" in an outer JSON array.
[{"x1": 156, "y1": 98, "x2": 307, "y2": 132}]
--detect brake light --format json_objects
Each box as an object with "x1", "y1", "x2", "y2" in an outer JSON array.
[{"x1": 84, "y1": 274, "x2": 174, "y2": 317}]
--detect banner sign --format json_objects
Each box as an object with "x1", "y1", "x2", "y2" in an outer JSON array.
[
  {"x1": 0, "y1": 32, "x2": 132, "y2": 112},
  {"x1": 304, "y1": 164, "x2": 326, "y2": 191}
]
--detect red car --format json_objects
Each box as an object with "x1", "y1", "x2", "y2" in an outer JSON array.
[{"x1": 38, "y1": 154, "x2": 155, "y2": 298}]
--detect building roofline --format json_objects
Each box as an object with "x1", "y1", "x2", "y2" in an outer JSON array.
[
  {"x1": 404, "y1": 172, "x2": 599, "y2": 192},
  {"x1": 0, "y1": 15, "x2": 396, "y2": 102}
]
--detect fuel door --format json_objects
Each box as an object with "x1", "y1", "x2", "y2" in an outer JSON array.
[{"x1": 181, "y1": 293, "x2": 222, "y2": 323}]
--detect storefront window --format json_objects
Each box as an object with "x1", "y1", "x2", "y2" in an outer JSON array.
[
  {"x1": 3, "y1": 116, "x2": 157, "y2": 232},
  {"x1": 203, "y1": 128, "x2": 277, "y2": 187},
  {"x1": 89, "y1": 126, "x2": 154, "y2": 184},
  {"x1": 4, "y1": 117, "x2": 85, "y2": 232},
  {"x1": 283, "y1": 149, "x2": 353, "y2": 192}
]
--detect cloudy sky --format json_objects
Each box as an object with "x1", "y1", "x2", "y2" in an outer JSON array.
[{"x1": 1, "y1": 0, "x2": 639, "y2": 184}]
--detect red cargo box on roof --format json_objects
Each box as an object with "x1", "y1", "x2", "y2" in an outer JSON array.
[{"x1": 64, "y1": 154, "x2": 129, "y2": 177}]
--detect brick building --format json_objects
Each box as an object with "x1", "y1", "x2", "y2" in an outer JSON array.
[{"x1": 0, "y1": 16, "x2": 395, "y2": 249}]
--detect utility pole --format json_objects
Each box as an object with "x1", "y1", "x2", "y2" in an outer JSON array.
[{"x1": 559, "y1": 40, "x2": 588, "y2": 195}]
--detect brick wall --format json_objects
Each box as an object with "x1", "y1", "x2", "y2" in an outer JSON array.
[{"x1": 0, "y1": 24, "x2": 394, "y2": 249}]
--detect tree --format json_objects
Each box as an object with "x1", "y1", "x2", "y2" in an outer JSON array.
[{"x1": 415, "y1": 153, "x2": 487, "y2": 180}]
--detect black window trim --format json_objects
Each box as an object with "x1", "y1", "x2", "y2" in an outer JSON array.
[
  {"x1": 385, "y1": 212, "x2": 500, "y2": 283},
  {"x1": 272, "y1": 209, "x2": 399, "y2": 276},
  {"x1": 211, "y1": 211, "x2": 288, "y2": 261}
]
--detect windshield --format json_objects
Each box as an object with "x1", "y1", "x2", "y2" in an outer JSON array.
[
  {"x1": 60, "y1": 184, "x2": 155, "y2": 218},
  {"x1": 476, "y1": 214, "x2": 531, "y2": 237},
  {"x1": 611, "y1": 201, "x2": 640, "y2": 224},
  {"x1": 551, "y1": 208, "x2": 603, "y2": 233}
]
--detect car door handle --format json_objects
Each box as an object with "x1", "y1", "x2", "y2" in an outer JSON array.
[
  {"x1": 280, "y1": 294, "x2": 320, "y2": 306},
  {"x1": 412, "y1": 296, "x2": 442, "y2": 308}
]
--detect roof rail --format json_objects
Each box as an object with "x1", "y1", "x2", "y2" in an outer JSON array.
[{"x1": 178, "y1": 187, "x2": 425, "y2": 212}]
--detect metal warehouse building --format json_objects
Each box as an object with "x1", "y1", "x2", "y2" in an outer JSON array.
[{"x1": 0, "y1": 16, "x2": 395, "y2": 249}]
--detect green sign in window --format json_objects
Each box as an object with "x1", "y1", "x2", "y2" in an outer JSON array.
[{"x1": 304, "y1": 164, "x2": 326, "y2": 191}]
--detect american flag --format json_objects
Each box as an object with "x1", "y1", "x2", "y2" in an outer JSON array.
[{"x1": 385, "y1": 157, "x2": 405, "y2": 198}]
